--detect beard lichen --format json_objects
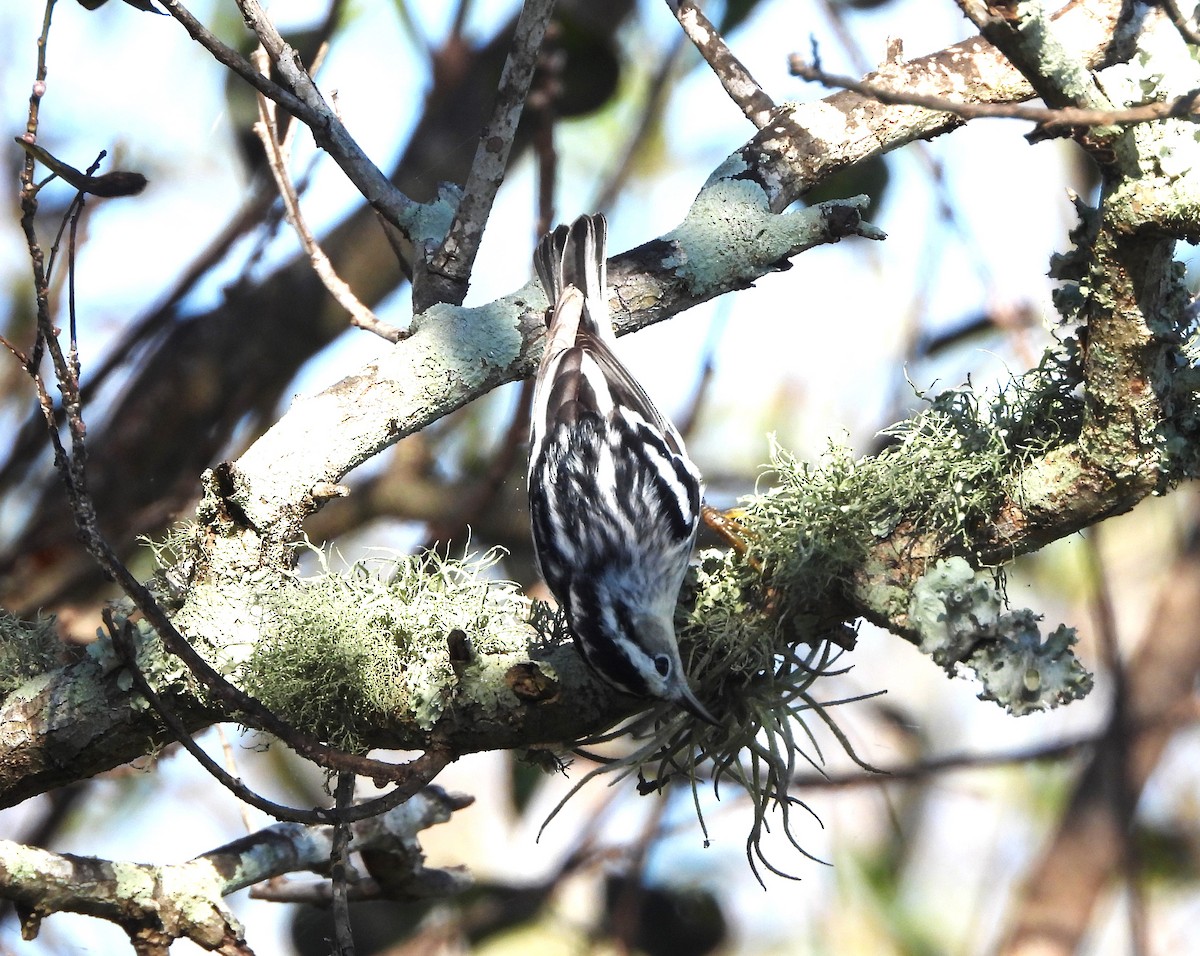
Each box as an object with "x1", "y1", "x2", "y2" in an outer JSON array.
[
  {"x1": 0, "y1": 611, "x2": 62, "y2": 700},
  {"x1": 239, "y1": 549, "x2": 531, "y2": 752}
]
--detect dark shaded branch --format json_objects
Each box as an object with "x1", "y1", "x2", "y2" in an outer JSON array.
[
  {"x1": 997, "y1": 519, "x2": 1200, "y2": 955},
  {"x1": 418, "y1": 0, "x2": 556, "y2": 309}
]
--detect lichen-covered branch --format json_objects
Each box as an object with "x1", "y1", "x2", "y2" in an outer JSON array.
[
  {"x1": 220, "y1": 195, "x2": 882, "y2": 548},
  {"x1": 957, "y1": 0, "x2": 1117, "y2": 115},
  {"x1": 844, "y1": 9, "x2": 1200, "y2": 705},
  {"x1": 211, "y1": 0, "x2": 1125, "y2": 551},
  {"x1": 665, "y1": 0, "x2": 776, "y2": 127},
  {"x1": 736, "y1": 0, "x2": 1124, "y2": 212},
  {"x1": 0, "y1": 787, "x2": 469, "y2": 950}
]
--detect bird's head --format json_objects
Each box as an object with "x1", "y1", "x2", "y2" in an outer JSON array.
[{"x1": 628, "y1": 613, "x2": 719, "y2": 726}]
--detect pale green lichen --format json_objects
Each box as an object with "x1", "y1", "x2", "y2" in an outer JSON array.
[
  {"x1": 908, "y1": 557, "x2": 1092, "y2": 715},
  {"x1": 909, "y1": 556, "x2": 1000, "y2": 664},
  {"x1": 727, "y1": 350, "x2": 1080, "y2": 618},
  {"x1": 404, "y1": 181, "x2": 461, "y2": 250},
  {"x1": 665, "y1": 176, "x2": 879, "y2": 295},
  {"x1": 0, "y1": 611, "x2": 62, "y2": 700},
  {"x1": 239, "y1": 550, "x2": 537, "y2": 750},
  {"x1": 93, "y1": 617, "x2": 196, "y2": 713},
  {"x1": 413, "y1": 288, "x2": 528, "y2": 379},
  {"x1": 974, "y1": 613, "x2": 1092, "y2": 715}
]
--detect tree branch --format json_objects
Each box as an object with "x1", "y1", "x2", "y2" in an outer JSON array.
[
  {"x1": 248, "y1": 47, "x2": 403, "y2": 342},
  {"x1": 665, "y1": 0, "x2": 776, "y2": 127},
  {"x1": 417, "y1": 0, "x2": 556, "y2": 309},
  {"x1": 159, "y1": 0, "x2": 441, "y2": 245},
  {"x1": 0, "y1": 788, "x2": 470, "y2": 950},
  {"x1": 789, "y1": 55, "x2": 1200, "y2": 129}
]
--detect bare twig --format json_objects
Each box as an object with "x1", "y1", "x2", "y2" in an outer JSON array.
[
  {"x1": 159, "y1": 0, "x2": 422, "y2": 237},
  {"x1": 1163, "y1": 0, "x2": 1200, "y2": 47},
  {"x1": 0, "y1": 788, "x2": 470, "y2": 950},
  {"x1": 592, "y1": 31, "x2": 687, "y2": 213},
  {"x1": 19, "y1": 0, "x2": 57, "y2": 378},
  {"x1": 0, "y1": 185, "x2": 276, "y2": 495},
  {"x1": 665, "y1": 0, "x2": 776, "y2": 127},
  {"x1": 527, "y1": 23, "x2": 564, "y2": 233},
  {"x1": 331, "y1": 772, "x2": 357, "y2": 956},
  {"x1": 1082, "y1": 533, "x2": 1148, "y2": 956},
  {"x1": 249, "y1": 47, "x2": 404, "y2": 342},
  {"x1": 954, "y1": 0, "x2": 1125, "y2": 147},
  {"x1": 417, "y1": 0, "x2": 556, "y2": 310},
  {"x1": 216, "y1": 726, "x2": 257, "y2": 835},
  {"x1": 998, "y1": 523, "x2": 1200, "y2": 954},
  {"x1": 789, "y1": 55, "x2": 1200, "y2": 128}
]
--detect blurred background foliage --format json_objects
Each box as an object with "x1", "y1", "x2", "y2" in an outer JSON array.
[{"x1": 1, "y1": 0, "x2": 1197, "y2": 953}]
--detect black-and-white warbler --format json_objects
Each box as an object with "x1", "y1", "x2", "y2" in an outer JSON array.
[{"x1": 528, "y1": 214, "x2": 717, "y2": 725}]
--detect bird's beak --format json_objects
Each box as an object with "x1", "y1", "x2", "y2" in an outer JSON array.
[{"x1": 677, "y1": 683, "x2": 720, "y2": 726}]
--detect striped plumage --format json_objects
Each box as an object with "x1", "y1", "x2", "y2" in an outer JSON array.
[{"x1": 528, "y1": 214, "x2": 716, "y2": 724}]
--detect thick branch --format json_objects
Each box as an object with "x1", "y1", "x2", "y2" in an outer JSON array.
[{"x1": 0, "y1": 788, "x2": 470, "y2": 949}]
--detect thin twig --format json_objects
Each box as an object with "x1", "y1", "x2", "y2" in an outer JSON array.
[
  {"x1": 249, "y1": 47, "x2": 404, "y2": 342},
  {"x1": 20, "y1": 0, "x2": 56, "y2": 376},
  {"x1": 331, "y1": 771, "x2": 357, "y2": 955},
  {"x1": 0, "y1": 185, "x2": 278, "y2": 494},
  {"x1": 665, "y1": 0, "x2": 776, "y2": 128},
  {"x1": 811, "y1": 14, "x2": 994, "y2": 288},
  {"x1": 449, "y1": 0, "x2": 474, "y2": 44},
  {"x1": 527, "y1": 25, "x2": 563, "y2": 233},
  {"x1": 160, "y1": 0, "x2": 420, "y2": 235},
  {"x1": 790, "y1": 734, "x2": 1094, "y2": 790},
  {"x1": 790, "y1": 55, "x2": 1200, "y2": 128},
  {"x1": 1163, "y1": 0, "x2": 1200, "y2": 47},
  {"x1": 418, "y1": 0, "x2": 556, "y2": 309},
  {"x1": 592, "y1": 31, "x2": 687, "y2": 213},
  {"x1": 1083, "y1": 531, "x2": 1148, "y2": 956}
]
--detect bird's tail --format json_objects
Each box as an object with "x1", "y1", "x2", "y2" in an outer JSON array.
[{"x1": 534, "y1": 213, "x2": 613, "y2": 347}]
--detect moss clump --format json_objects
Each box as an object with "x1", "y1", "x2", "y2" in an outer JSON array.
[
  {"x1": 728, "y1": 344, "x2": 1083, "y2": 613},
  {"x1": 240, "y1": 550, "x2": 531, "y2": 752},
  {"x1": 0, "y1": 612, "x2": 62, "y2": 699}
]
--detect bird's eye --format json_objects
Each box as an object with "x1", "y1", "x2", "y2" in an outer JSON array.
[{"x1": 654, "y1": 655, "x2": 671, "y2": 677}]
